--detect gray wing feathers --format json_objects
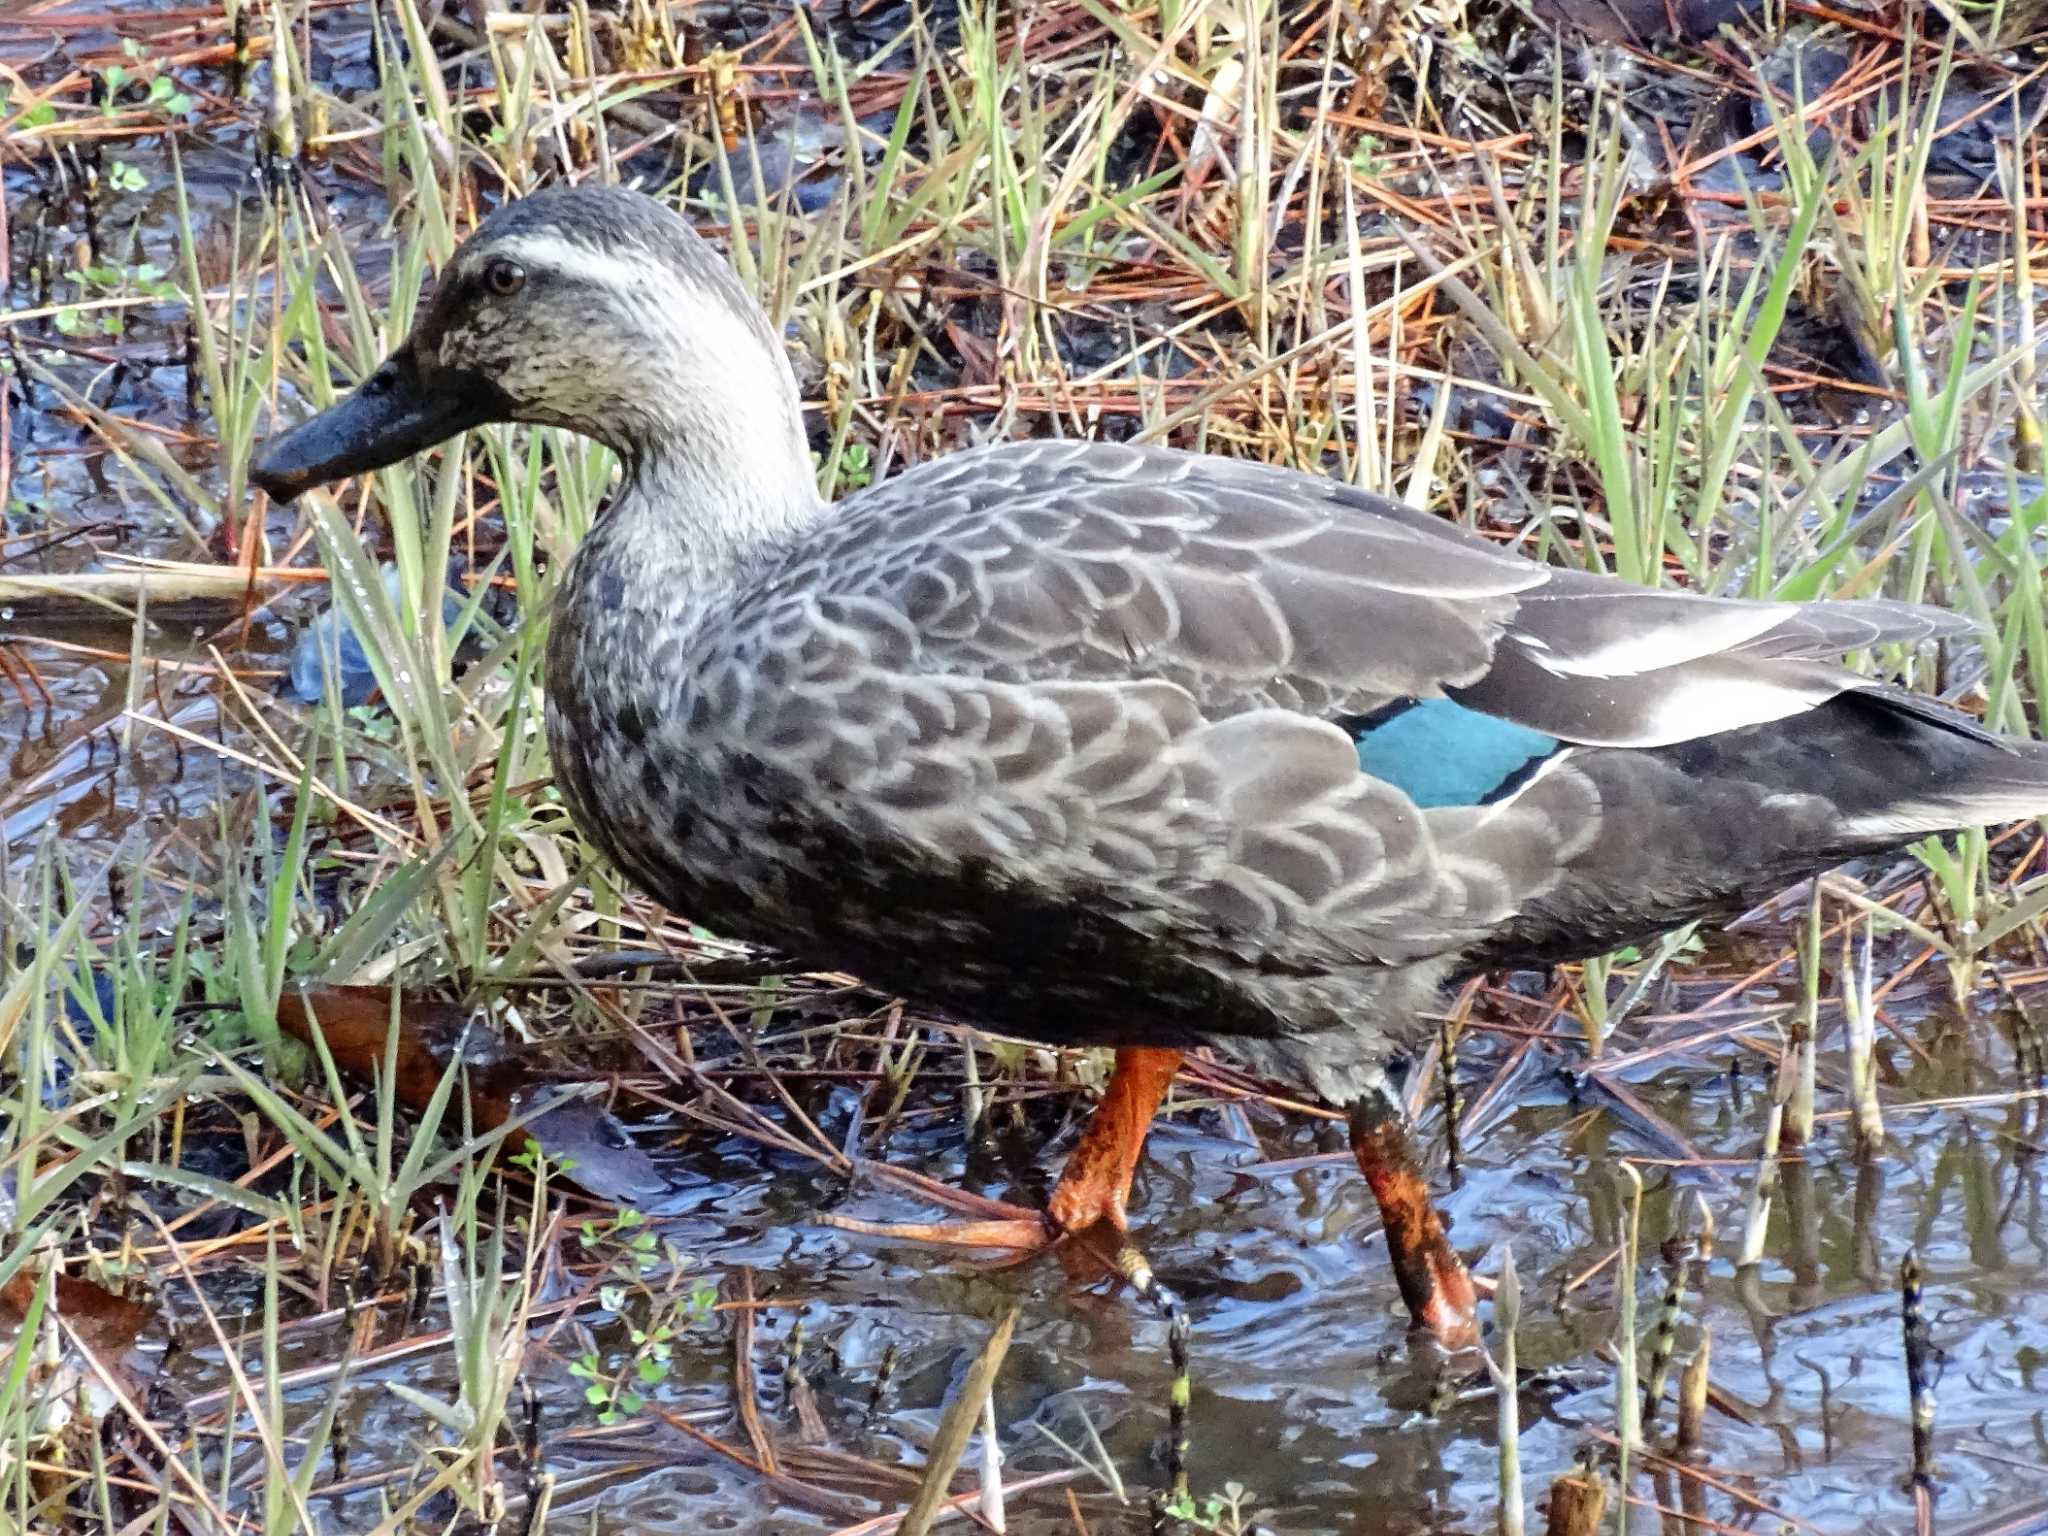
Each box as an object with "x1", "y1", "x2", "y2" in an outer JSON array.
[
  {"x1": 880, "y1": 442, "x2": 1543, "y2": 716},
  {"x1": 752, "y1": 620, "x2": 1547, "y2": 967},
  {"x1": 719, "y1": 439, "x2": 1965, "y2": 971},
  {"x1": 1175, "y1": 713, "x2": 1445, "y2": 961},
  {"x1": 862, "y1": 442, "x2": 1958, "y2": 750}
]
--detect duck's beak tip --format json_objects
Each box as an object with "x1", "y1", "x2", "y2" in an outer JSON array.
[
  {"x1": 246, "y1": 351, "x2": 505, "y2": 503},
  {"x1": 249, "y1": 440, "x2": 321, "y2": 503}
]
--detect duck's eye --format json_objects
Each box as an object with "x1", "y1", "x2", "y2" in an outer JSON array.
[{"x1": 482, "y1": 258, "x2": 526, "y2": 297}]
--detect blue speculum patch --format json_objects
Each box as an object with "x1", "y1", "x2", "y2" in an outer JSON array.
[{"x1": 1348, "y1": 696, "x2": 1562, "y2": 808}]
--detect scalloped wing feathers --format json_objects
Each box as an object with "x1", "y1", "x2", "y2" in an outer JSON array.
[
  {"x1": 682, "y1": 440, "x2": 1969, "y2": 972},
  {"x1": 792, "y1": 441, "x2": 1942, "y2": 745}
]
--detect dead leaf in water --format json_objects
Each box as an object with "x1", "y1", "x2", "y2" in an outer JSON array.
[
  {"x1": 0, "y1": 1267, "x2": 157, "y2": 1441},
  {"x1": 274, "y1": 986, "x2": 675, "y2": 1204},
  {"x1": 276, "y1": 985, "x2": 522, "y2": 1126},
  {"x1": 0, "y1": 1268, "x2": 153, "y2": 1365}
]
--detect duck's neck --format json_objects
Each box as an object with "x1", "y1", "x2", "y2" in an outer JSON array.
[
  {"x1": 587, "y1": 296, "x2": 825, "y2": 587},
  {"x1": 608, "y1": 432, "x2": 822, "y2": 588}
]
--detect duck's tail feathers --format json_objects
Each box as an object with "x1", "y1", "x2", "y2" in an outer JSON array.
[
  {"x1": 1832, "y1": 686, "x2": 2048, "y2": 840},
  {"x1": 1836, "y1": 775, "x2": 2048, "y2": 839}
]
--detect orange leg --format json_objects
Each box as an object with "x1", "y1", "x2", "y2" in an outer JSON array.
[
  {"x1": 1349, "y1": 1093, "x2": 1480, "y2": 1348},
  {"x1": 828, "y1": 1046, "x2": 1184, "y2": 1259},
  {"x1": 1046, "y1": 1046, "x2": 1184, "y2": 1235}
]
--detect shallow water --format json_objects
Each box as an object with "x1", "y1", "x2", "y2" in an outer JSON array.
[{"x1": 126, "y1": 972, "x2": 2048, "y2": 1533}]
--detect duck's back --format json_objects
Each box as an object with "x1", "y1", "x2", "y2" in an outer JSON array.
[{"x1": 546, "y1": 439, "x2": 2047, "y2": 1056}]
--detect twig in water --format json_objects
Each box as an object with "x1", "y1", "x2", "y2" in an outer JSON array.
[
  {"x1": 864, "y1": 1341, "x2": 899, "y2": 1422},
  {"x1": 516, "y1": 1379, "x2": 554, "y2": 1536},
  {"x1": 1670, "y1": 1191, "x2": 1717, "y2": 1467},
  {"x1": 1615, "y1": 1167, "x2": 1645, "y2": 1458},
  {"x1": 1844, "y1": 924, "x2": 1885, "y2": 1156},
  {"x1": 1902, "y1": 1250, "x2": 1936, "y2": 1492},
  {"x1": 1639, "y1": 1216, "x2": 1687, "y2": 1436},
  {"x1": 1543, "y1": 1453, "x2": 1607, "y2": 1536},
  {"x1": 785, "y1": 1316, "x2": 828, "y2": 1445},
  {"x1": 1032, "y1": 1408, "x2": 1127, "y2": 1503},
  {"x1": 1786, "y1": 888, "x2": 1821, "y2": 1146},
  {"x1": 897, "y1": 1305, "x2": 1019, "y2": 1536},
  {"x1": 1604, "y1": 924, "x2": 1701, "y2": 1037},
  {"x1": 1737, "y1": 1046, "x2": 1795, "y2": 1268},
  {"x1": 1441, "y1": 1008, "x2": 1464, "y2": 1180},
  {"x1": 1674, "y1": 1326, "x2": 1711, "y2": 1460},
  {"x1": 729, "y1": 1268, "x2": 778, "y2": 1476},
  {"x1": 980, "y1": 1393, "x2": 1007, "y2": 1533},
  {"x1": 1165, "y1": 1301, "x2": 1191, "y2": 1508},
  {"x1": 1486, "y1": 1246, "x2": 1524, "y2": 1536}
]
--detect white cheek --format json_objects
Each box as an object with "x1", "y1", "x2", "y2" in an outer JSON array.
[{"x1": 665, "y1": 293, "x2": 805, "y2": 427}]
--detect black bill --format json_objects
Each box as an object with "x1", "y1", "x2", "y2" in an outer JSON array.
[{"x1": 250, "y1": 346, "x2": 509, "y2": 503}]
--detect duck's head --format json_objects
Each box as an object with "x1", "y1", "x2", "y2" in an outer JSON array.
[{"x1": 252, "y1": 183, "x2": 815, "y2": 517}]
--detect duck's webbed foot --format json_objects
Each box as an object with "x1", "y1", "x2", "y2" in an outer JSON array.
[
  {"x1": 825, "y1": 1047, "x2": 1184, "y2": 1279},
  {"x1": 1347, "y1": 1082, "x2": 1480, "y2": 1348}
]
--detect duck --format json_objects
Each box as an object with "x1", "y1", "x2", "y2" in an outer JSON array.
[{"x1": 251, "y1": 182, "x2": 2048, "y2": 1346}]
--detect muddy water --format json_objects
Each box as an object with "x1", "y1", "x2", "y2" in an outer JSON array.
[
  {"x1": 3, "y1": 165, "x2": 272, "y2": 892},
  {"x1": 579, "y1": 1027, "x2": 2048, "y2": 1533},
  {"x1": 9, "y1": 10, "x2": 2048, "y2": 1536},
  {"x1": 138, "y1": 977, "x2": 2048, "y2": 1534}
]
